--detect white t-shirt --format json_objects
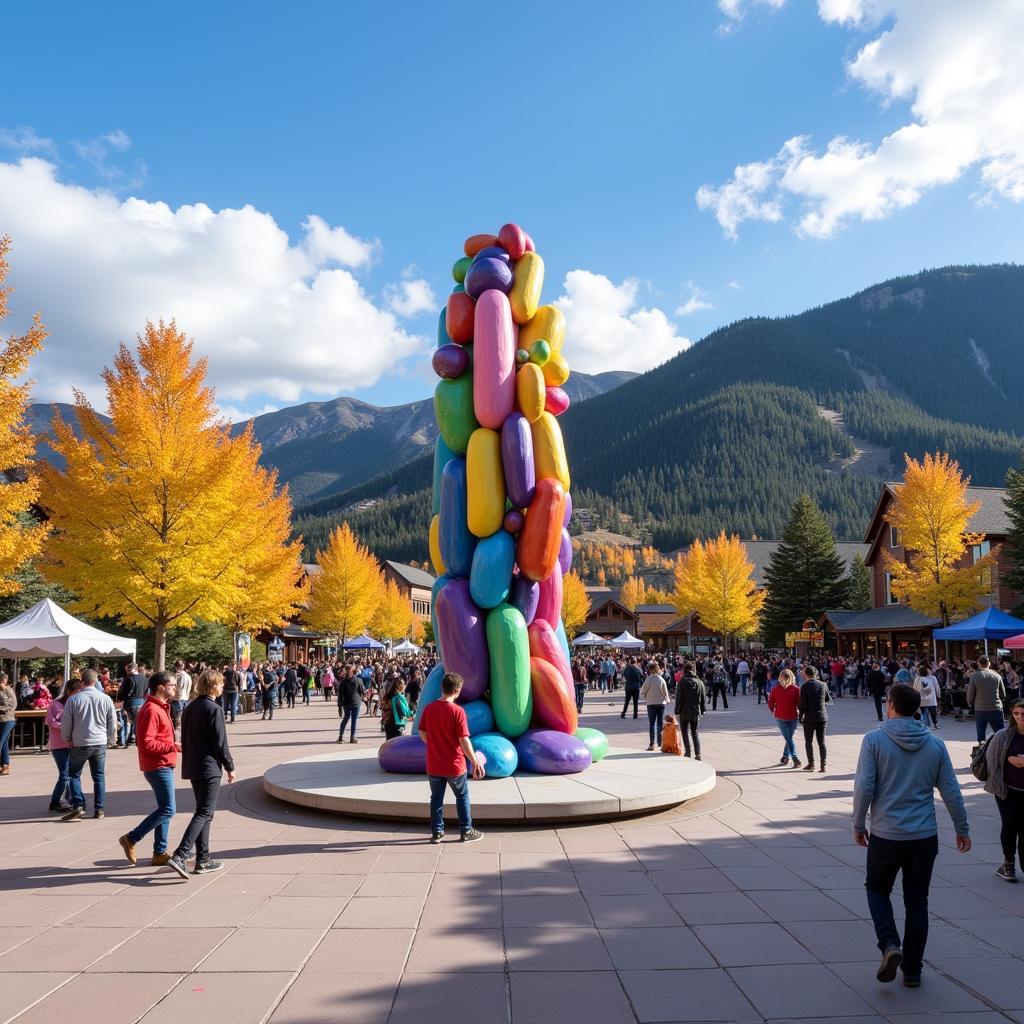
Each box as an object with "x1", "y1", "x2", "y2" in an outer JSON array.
[
  {"x1": 175, "y1": 670, "x2": 192, "y2": 701},
  {"x1": 914, "y1": 674, "x2": 938, "y2": 707},
  {"x1": 737, "y1": 660, "x2": 749, "y2": 675}
]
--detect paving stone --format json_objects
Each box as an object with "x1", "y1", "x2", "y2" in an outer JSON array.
[
  {"x1": 390, "y1": 972, "x2": 507, "y2": 1024},
  {"x1": 730, "y1": 963, "x2": 875, "y2": 1018},
  {"x1": 137, "y1": 972, "x2": 293, "y2": 1024},
  {"x1": 828, "y1": 960, "x2": 990, "y2": 1014},
  {"x1": 199, "y1": 927, "x2": 323, "y2": 972},
  {"x1": 668, "y1": 891, "x2": 772, "y2": 925},
  {"x1": 505, "y1": 926, "x2": 612, "y2": 971},
  {"x1": 512, "y1": 970, "x2": 635, "y2": 1024},
  {"x1": 13, "y1": 971, "x2": 179, "y2": 1024},
  {"x1": 620, "y1": 967, "x2": 759, "y2": 1022},
  {"x1": 405, "y1": 928, "x2": 505, "y2": 973},
  {"x1": 695, "y1": 922, "x2": 817, "y2": 966},
  {"x1": 600, "y1": 926, "x2": 716, "y2": 970}
]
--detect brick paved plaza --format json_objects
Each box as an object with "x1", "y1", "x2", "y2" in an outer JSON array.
[{"x1": 1, "y1": 693, "x2": 1021, "y2": 1024}]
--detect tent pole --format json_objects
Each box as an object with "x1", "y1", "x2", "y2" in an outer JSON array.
[
  {"x1": 932, "y1": 638, "x2": 937, "y2": 664},
  {"x1": 63, "y1": 651, "x2": 70, "y2": 683},
  {"x1": 984, "y1": 638, "x2": 989, "y2": 659}
]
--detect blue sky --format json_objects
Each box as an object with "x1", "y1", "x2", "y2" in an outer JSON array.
[{"x1": 2, "y1": 0, "x2": 1021, "y2": 417}]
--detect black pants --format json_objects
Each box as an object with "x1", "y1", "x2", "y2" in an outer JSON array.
[
  {"x1": 711, "y1": 683, "x2": 728, "y2": 710},
  {"x1": 173, "y1": 775, "x2": 221, "y2": 865},
  {"x1": 681, "y1": 719, "x2": 700, "y2": 757},
  {"x1": 756, "y1": 682, "x2": 766, "y2": 704},
  {"x1": 872, "y1": 692, "x2": 884, "y2": 720},
  {"x1": 621, "y1": 689, "x2": 639, "y2": 717},
  {"x1": 865, "y1": 834, "x2": 938, "y2": 979},
  {"x1": 384, "y1": 722, "x2": 403, "y2": 740},
  {"x1": 996, "y1": 789, "x2": 1024, "y2": 869},
  {"x1": 802, "y1": 720, "x2": 826, "y2": 765}
]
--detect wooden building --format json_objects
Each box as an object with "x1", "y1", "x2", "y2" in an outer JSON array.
[
  {"x1": 818, "y1": 606, "x2": 942, "y2": 660},
  {"x1": 382, "y1": 560, "x2": 435, "y2": 620},
  {"x1": 581, "y1": 588, "x2": 638, "y2": 638}
]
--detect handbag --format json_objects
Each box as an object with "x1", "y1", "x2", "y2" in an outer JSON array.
[{"x1": 971, "y1": 736, "x2": 993, "y2": 782}]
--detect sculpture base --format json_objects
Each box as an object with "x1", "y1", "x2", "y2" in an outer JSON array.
[{"x1": 263, "y1": 746, "x2": 716, "y2": 824}]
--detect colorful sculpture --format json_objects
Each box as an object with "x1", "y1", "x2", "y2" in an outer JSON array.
[{"x1": 379, "y1": 224, "x2": 608, "y2": 777}]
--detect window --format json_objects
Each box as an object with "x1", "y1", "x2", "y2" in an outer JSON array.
[
  {"x1": 889, "y1": 526, "x2": 899, "y2": 548},
  {"x1": 972, "y1": 540, "x2": 993, "y2": 591},
  {"x1": 884, "y1": 572, "x2": 898, "y2": 605}
]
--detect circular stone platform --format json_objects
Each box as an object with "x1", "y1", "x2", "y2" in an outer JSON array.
[{"x1": 263, "y1": 746, "x2": 716, "y2": 824}]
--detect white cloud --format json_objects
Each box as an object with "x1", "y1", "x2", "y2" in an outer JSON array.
[
  {"x1": 555, "y1": 271, "x2": 691, "y2": 374},
  {"x1": 72, "y1": 129, "x2": 147, "y2": 189},
  {"x1": 698, "y1": 0, "x2": 1024, "y2": 237},
  {"x1": 384, "y1": 278, "x2": 436, "y2": 318},
  {"x1": 727, "y1": 279, "x2": 743, "y2": 289},
  {"x1": 0, "y1": 126, "x2": 57, "y2": 157},
  {"x1": 0, "y1": 157, "x2": 427, "y2": 407},
  {"x1": 675, "y1": 281, "x2": 714, "y2": 317},
  {"x1": 717, "y1": 0, "x2": 786, "y2": 31}
]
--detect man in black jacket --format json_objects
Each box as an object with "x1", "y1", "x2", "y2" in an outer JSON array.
[
  {"x1": 117, "y1": 664, "x2": 148, "y2": 746},
  {"x1": 621, "y1": 657, "x2": 644, "y2": 719},
  {"x1": 798, "y1": 665, "x2": 830, "y2": 773},
  {"x1": 166, "y1": 669, "x2": 235, "y2": 879},
  {"x1": 674, "y1": 663, "x2": 707, "y2": 759},
  {"x1": 337, "y1": 666, "x2": 365, "y2": 743},
  {"x1": 867, "y1": 662, "x2": 888, "y2": 722}
]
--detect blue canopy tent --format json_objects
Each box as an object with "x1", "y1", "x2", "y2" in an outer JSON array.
[
  {"x1": 932, "y1": 607, "x2": 1024, "y2": 658},
  {"x1": 343, "y1": 633, "x2": 385, "y2": 650}
]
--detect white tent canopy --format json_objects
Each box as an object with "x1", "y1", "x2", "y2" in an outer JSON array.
[
  {"x1": 392, "y1": 639, "x2": 421, "y2": 653},
  {"x1": 609, "y1": 630, "x2": 645, "y2": 649},
  {"x1": 572, "y1": 631, "x2": 610, "y2": 647},
  {"x1": 0, "y1": 598, "x2": 137, "y2": 659}
]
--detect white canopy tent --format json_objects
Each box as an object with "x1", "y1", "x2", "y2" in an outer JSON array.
[
  {"x1": 0, "y1": 598, "x2": 137, "y2": 680},
  {"x1": 572, "y1": 631, "x2": 610, "y2": 647},
  {"x1": 392, "y1": 639, "x2": 421, "y2": 654},
  {"x1": 609, "y1": 630, "x2": 645, "y2": 649}
]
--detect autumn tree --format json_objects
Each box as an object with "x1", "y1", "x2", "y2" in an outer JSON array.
[
  {"x1": 40, "y1": 321, "x2": 302, "y2": 668},
  {"x1": 761, "y1": 495, "x2": 850, "y2": 646},
  {"x1": 306, "y1": 522, "x2": 383, "y2": 644},
  {"x1": 619, "y1": 575, "x2": 645, "y2": 611},
  {"x1": 884, "y1": 452, "x2": 995, "y2": 625},
  {"x1": 372, "y1": 577, "x2": 415, "y2": 642},
  {"x1": 674, "y1": 533, "x2": 764, "y2": 652},
  {"x1": 562, "y1": 570, "x2": 590, "y2": 637},
  {"x1": 0, "y1": 237, "x2": 47, "y2": 593}
]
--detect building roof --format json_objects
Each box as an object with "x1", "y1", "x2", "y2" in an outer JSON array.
[
  {"x1": 739, "y1": 540, "x2": 869, "y2": 587},
  {"x1": 870, "y1": 483, "x2": 1010, "y2": 541},
  {"x1": 821, "y1": 606, "x2": 942, "y2": 632},
  {"x1": 384, "y1": 560, "x2": 436, "y2": 589},
  {"x1": 301, "y1": 562, "x2": 321, "y2": 576},
  {"x1": 636, "y1": 604, "x2": 677, "y2": 614}
]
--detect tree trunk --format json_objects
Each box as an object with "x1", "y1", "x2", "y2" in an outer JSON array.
[{"x1": 154, "y1": 618, "x2": 168, "y2": 671}]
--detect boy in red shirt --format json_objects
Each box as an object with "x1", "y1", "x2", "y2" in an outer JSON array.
[
  {"x1": 118, "y1": 671, "x2": 181, "y2": 866},
  {"x1": 418, "y1": 672, "x2": 484, "y2": 844}
]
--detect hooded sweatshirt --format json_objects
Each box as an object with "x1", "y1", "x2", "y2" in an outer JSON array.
[{"x1": 852, "y1": 717, "x2": 968, "y2": 841}]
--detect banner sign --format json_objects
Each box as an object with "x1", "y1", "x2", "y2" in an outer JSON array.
[
  {"x1": 235, "y1": 632, "x2": 252, "y2": 670},
  {"x1": 785, "y1": 630, "x2": 825, "y2": 647}
]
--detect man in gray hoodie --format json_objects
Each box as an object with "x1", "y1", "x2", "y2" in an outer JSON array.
[
  {"x1": 852, "y1": 683, "x2": 970, "y2": 989},
  {"x1": 61, "y1": 669, "x2": 116, "y2": 821}
]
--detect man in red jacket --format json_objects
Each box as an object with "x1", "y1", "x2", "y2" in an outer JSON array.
[{"x1": 119, "y1": 671, "x2": 180, "y2": 866}]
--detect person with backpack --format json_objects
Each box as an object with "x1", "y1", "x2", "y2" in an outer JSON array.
[
  {"x1": 982, "y1": 698, "x2": 1024, "y2": 882},
  {"x1": 710, "y1": 658, "x2": 730, "y2": 711},
  {"x1": 798, "y1": 664, "x2": 830, "y2": 773},
  {"x1": 674, "y1": 662, "x2": 707, "y2": 760}
]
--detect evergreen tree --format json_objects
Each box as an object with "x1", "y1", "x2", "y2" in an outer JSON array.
[
  {"x1": 1004, "y1": 455, "x2": 1024, "y2": 615},
  {"x1": 844, "y1": 554, "x2": 872, "y2": 610},
  {"x1": 761, "y1": 495, "x2": 850, "y2": 645}
]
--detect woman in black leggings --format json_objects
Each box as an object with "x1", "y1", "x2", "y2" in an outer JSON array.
[{"x1": 985, "y1": 699, "x2": 1024, "y2": 882}]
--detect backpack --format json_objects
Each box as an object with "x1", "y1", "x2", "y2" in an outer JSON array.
[{"x1": 971, "y1": 736, "x2": 993, "y2": 782}]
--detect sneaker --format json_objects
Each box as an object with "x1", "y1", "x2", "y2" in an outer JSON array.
[
  {"x1": 48, "y1": 803, "x2": 71, "y2": 813},
  {"x1": 876, "y1": 946, "x2": 902, "y2": 983},
  {"x1": 647, "y1": 744, "x2": 656, "y2": 751},
  {"x1": 61, "y1": 806, "x2": 85, "y2": 821},
  {"x1": 695, "y1": 754, "x2": 701, "y2": 761},
  {"x1": 791, "y1": 759, "x2": 802, "y2": 769},
  {"x1": 94, "y1": 809, "x2": 105, "y2": 819},
  {"x1": 193, "y1": 859, "x2": 225, "y2": 874},
  {"x1": 460, "y1": 828, "x2": 484, "y2": 844},
  {"x1": 779, "y1": 756, "x2": 789, "y2": 765},
  {"x1": 802, "y1": 763, "x2": 815, "y2": 771},
  {"x1": 996, "y1": 862, "x2": 1018, "y2": 882},
  {"x1": 430, "y1": 832, "x2": 444, "y2": 845},
  {"x1": 118, "y1": 834, "x2": 137, "y2": 865},
  {"x1": 151, "y1": 853, "x2": 172, "y2": 866},
  {"x1": 165, "y1": 854, "x2": 190, "y2": 880},
  {"x1": 349, "y1": 738, "x2": 358, "y2": 744},
  {"x1": 902, "y1": 974, "x2": 921, "y2": 988},
  {"x1": 818, "y1": 765, "x2": 826, "y2": 773}
]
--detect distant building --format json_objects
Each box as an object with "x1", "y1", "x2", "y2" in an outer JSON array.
[
  {"x1": 581, "y1": 588, "x2": 638, "y2": 638},
  {"x1": 382, "y1": 560, "x2": 435, "y2": 620}
]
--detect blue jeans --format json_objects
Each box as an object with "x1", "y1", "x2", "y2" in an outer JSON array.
[
  {"x1": 777, "y1": 719, "x2": 798, "y2": 760},
  {"x1": 575, "y1": 684, "x2": 586, "y2": 713},
  {"x1": 222, "y1": 692, "x2": 239, "y2": 723},
  {"x1": 865, "y1": 834, "x2": 938, "y2": 979},
  {"x1": 975, "y1": 709, "x2": 1005, "y2": 743},
  {"x1": 128, "y1": 767, "x2": 176, "y2": 854},
  {"x1": 0, "y1": 719, "x2": 15, "y2": 766},
  {"x1": 428, "y1": 772, "x2": 471, "y2": 834},
  {"x1": 50, "y1": 748, "x2": 71, "y2": 806},
  {"x1": 68, "y1": 745, "x2": 106, "y2": 810},
  {"x1": 339, "y1": 703, "x2": 360, "y2": 740},
  {"x1": 647, "y1": 705, "x2": 665, "y2": 746},
  {"x1": 739, "y1": 673, "x2": 749, "y2": 695}
]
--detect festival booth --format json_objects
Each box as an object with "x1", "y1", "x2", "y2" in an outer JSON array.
[
  {"x1": 392, "y1": 639, "x2": 421, "y2": 654},
  {"x1": 609, "y1": 630, "x2": 645, "y2": 650},
  {"x1": 343, "y1": 634, "x2": 385, "y2": 650},
  {"x1": 932, "y1": 606, "x2": 1024, "y2": 659},
  {"x1": 0, "y1": 598, "x2": 137, "y2": 752},
  {"x1": 572, "y1": 631, "x2": 610, "y2": 648}
]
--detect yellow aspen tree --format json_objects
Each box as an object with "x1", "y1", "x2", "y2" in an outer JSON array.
[
  {"x1": 40, "y1": 321, "x2": 301, "y2": 668},
  {"x1": 619, "y1": 575, "x2": 645, "y2": 610},
  {"x1": 672, "y1": 544, "x2": 707, "y2": 620},
  {"x1": 884, "y1": 452, "x2": 996, "y2": 625},
  {"x1": 561, "y1": 570, "x2": 590, "y2": 637},
  {"x1": 306, "y1": 522, "x2": 383, "y2": 645},
  {"x1": 0, "y1": 237, "x2": 47, "y2": 593},
  {"x1": 372, "y1": 577, "x2": 415, "y2": 642}
]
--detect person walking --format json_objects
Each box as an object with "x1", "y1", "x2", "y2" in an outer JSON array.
[
  {"x1": 674, "y1": 661, "x2": 707, "y2": 760},
  {"x1": 171, "y1": 660, "x2": 192, "y2": 730},
  {"x1": 221, "y1": 663, "x2": 240, "y2": 722},
  {"x1": 117, "y1": 663, "x2": 148, "y2": 746},
  {"x1": 852, "y1": 683, "x2": 970, "y2": 988},
  {"x1": 573, "y1": 659, "x2": 587, "y2": 714},
  {"x1": 753, "y1": 659, "x2": 768, "y2": 704},
  {"x1": 710, "y1": 658, "x2": 730, "y2": 710},
  {"x1": 44, "y1": 677, "x2": 80, "y2": 810},
  {"x1": 119, "y1": 671, "x2": 180, "y2": 867},
  {"x1": 735, "y1": 657, "x2": 750, "y2": 697},
  {"x1": 165, "y1": 669, "x2": 236, "y2": 879},
  {"x1": 621, "y1": 656, "x2": 643, "y2": 720},
  {"x1": 418, "y1": 672, "x2": 484, "y2": 844},
  {"x1": 914, "y1": 663, "x2": 940, "y2": 729},
  {"x1": 768, "y1": 668, "x2": 801, "y2": 768},
  {"x1": 260, "y1": 664, "x2": 279, "y2": 721},
  {"x1": 337, "y1": 666, "x2": 364, "y2": 743},
  {"x1": 867, "y1": 661, "x2": 887, "y2": 722},
  {"x1": 983, "y1": 698, "x2": 1024, "y2": 882},
  {"x1": 798, "y1": 664, "x2": 829, "y2": 773},
  {"x1": 60, "y1": 669, "x2": 117, "y2": 819},
  {"x1": 967, "y1": 656, "x2": 1007, "y2": 743},
  {"x1": 0, "y1": 672, "x2": 16, "y2": 777},
  {"x1": 640, "y1": 662, "x2": 670, "y2": 751}
]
